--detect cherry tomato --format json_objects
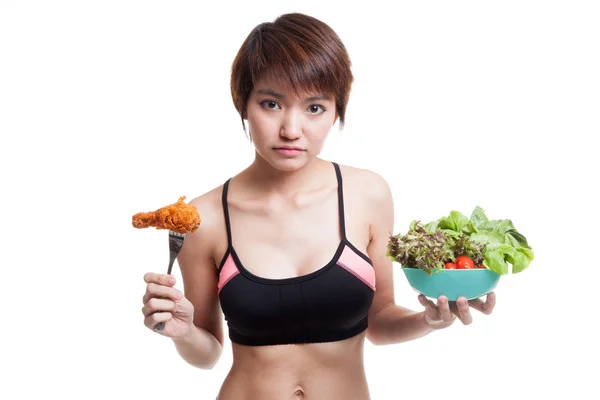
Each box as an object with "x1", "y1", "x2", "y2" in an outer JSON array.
[
  {"x1": 444, "y1": 262, "x2": 457, "y2": 269},
  {"x1": 456, "y1": 256, "x2": 475, "y2": 269},
  {"x1": 477, "y1": 265, "x2": 486, "y2": 269}
]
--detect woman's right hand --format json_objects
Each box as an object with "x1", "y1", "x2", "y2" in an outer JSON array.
[{"x1": 142, "y1": 272, "x2": 195, "y2": 338}]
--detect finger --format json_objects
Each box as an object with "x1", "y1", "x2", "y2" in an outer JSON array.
[
  {"x1": 419, "y1": 295, "x2": 440, "y2": 321},
  {"x1": 436, "y1": 296, "x2": 454, "y2": 322},
  {"x1": 467, "y1": 298, "x2": 486, "y2": 314},
  {"x1": 144, "y1": 283, "x2": 183, "y2": 303},
  {"x1": 418, "y1": 294, "x2": 434, "y2": 308},
  {"x1": 141, "y1": 297, "x2": 177, "y2": 317},
  {"x1": 468, "y1": 292, "x2": 496, "y2": 315},
  {"x1": 418, "y1": 294, "x2": 437, "y2": 311},
  {"x1": 455, "y1": 297, "x2": 473, "y2": 325},
  {"x1": 485, "y1": 292, "x2": 496, "y2": 313},
  {"x1": 144, "y1": 272, "x2": 176, "y2": 286},
  {"x1": 144, "y1": 312, "x2": 172, "y2": 330}
]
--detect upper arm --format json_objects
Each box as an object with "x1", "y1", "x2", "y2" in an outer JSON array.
[
  {"x1": 362, "y1": 171, "x2": 415, "y2": 344},
  {"x1": 363, "y1": 171, "x2": 397, "y2": 322},
  {"x1": 176, "y1": 191, "x2": 224, "y2": 347}
]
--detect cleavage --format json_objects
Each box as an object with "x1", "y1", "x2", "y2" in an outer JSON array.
[
  {"x1": 233, "y1": 233, "x2": 341, "y2": 280},
  {"x1": 228, "y1": 188, "x2": 341, "y2": 280}
]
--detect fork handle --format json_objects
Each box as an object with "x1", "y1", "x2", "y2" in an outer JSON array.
[
  {"x1": 166, "y1": 250, "x2": 178, "y2": 275},
  {"x1": 153, "y1": 251, "x2": 179, "y2": 332}
]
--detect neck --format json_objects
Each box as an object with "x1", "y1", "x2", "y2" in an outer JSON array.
[{"x1": 246, "y1": 153, "x2": 327, "y2": 196}]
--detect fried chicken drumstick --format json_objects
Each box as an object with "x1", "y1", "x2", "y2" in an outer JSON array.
[{"x1": 132, "y1": 196, "x2": 201, "y2": 234}]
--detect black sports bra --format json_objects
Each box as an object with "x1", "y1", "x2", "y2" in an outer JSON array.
[{"x1": 217, "y1": 162, "x2": 376, "y2": 346}]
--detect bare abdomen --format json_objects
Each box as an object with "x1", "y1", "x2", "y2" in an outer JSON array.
[{"x1": 216, "y1": 333, "x2": 371, "y2": 400}]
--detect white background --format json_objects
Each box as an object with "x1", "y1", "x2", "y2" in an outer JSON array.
[{"x1": 1, "y1": 1, "x2": 599, "y2": 399}]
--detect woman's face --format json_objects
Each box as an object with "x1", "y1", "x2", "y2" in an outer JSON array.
[{"x1": 245, "y1": 74, "x2": 338, "y2": 171}]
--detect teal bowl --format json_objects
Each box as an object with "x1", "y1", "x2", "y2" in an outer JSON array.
[{"x1": 402, "y1": 267, "x2": 500, "y2": 301}]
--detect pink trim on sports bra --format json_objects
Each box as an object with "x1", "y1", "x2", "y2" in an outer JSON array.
[
  {"x1": 218, "y1": 243, "x2": 375, "y2": 293},
  {"x1": 336, "y1": 245, "x2": 376, "y2": 291},
  {"x1": 217, "y1": 253, "x2": 239, "y2": 294}
]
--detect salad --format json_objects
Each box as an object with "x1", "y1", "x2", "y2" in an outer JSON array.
[{"x1": 386, "y1": 206, "x2": 534, "y2": 276}]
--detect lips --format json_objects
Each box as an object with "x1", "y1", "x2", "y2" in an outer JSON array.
[
  {"x1": 274, "y1": 146, "x2": 304, "y2": 151},
  {"x1": 274, "y1": 146, "x2": 305, "y2": 156}
]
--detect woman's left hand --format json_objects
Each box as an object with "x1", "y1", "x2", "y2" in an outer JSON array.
[{"x1": 418, "y1": 292, "x2": 496, "y2": 330}]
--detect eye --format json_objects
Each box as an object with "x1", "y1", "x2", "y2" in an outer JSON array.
[
  {"x1": 260, "y1": 100, "x2": 281, "y2": 110},
  {"x1": 307, "y1": 104, "x2": 326, "y2": 115}
]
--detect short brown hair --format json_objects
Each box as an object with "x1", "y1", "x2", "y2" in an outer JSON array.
[{"x1": 230, "y1": 13, "x2": 354, "y2": 131}]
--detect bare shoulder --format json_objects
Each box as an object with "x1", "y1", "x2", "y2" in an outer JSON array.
[
  {"x1": 337, "y1": 163, "x2": 393, "y2": 204},
  {"x1": 183, "y1": 184, "x2": 228, "y2": 265},
  {"x1": 188, "y1": 185, "x2": 225, "y2": 230}
]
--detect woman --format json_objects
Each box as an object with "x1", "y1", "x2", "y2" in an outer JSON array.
[{"x1": 141, "y1": 13, "x2": 496, "y2": 400}]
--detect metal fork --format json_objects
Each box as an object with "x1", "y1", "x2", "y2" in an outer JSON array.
[{"x1": 153, "y1": 230, "x2": 186, "y2": 332}]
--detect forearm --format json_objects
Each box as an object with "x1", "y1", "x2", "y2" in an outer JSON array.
[
  {"x1": 367, "y1": 304, "x2": 434, "y2": 346},
  {"x1": 171, "y1": 325, "x2": 223, "y2": 369}
]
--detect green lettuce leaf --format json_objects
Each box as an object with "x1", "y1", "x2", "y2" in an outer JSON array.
[
  {"x1": 482, "y1": 219, "x2": 516, "y2": 234},
  {"x1": 484, "y1": 249, "x2": 509, "y2": 275},
  {"x1": 424, "y1": 220, "x2": 439, "y2": 234},
  {"x1": 469, "y1": 206, "x2": 489, "y2": 229},
  {"x1": 506, "y1": 247, "x2": 535, "y2": 273},
  {"x1": 470, "y1": 231, "x2": 505, "y2": 246},
  {"x1": 506, "y1": 229, "x2": 532, "y2": 249},
  {"x1": 483, "y1": 244, "x2": 514, "y2": 275},
  {"x1": 438, "y1": 210, "x2": 470, "y2": 232},
  {"x1": 395, "y1": 206, "x2": 534, "y2": 276}
]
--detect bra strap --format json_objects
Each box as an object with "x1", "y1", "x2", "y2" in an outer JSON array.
[
  {"x1": 332, "y1": 162, "x2": 347, "y2": 240},
  {"x1": 222, "y1": 178, "x2": 233, "y2": 247}
]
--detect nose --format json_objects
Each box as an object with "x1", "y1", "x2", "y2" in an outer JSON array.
[{"x1": 280, "y1": 110, "x2": 302, "y2": 140}]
